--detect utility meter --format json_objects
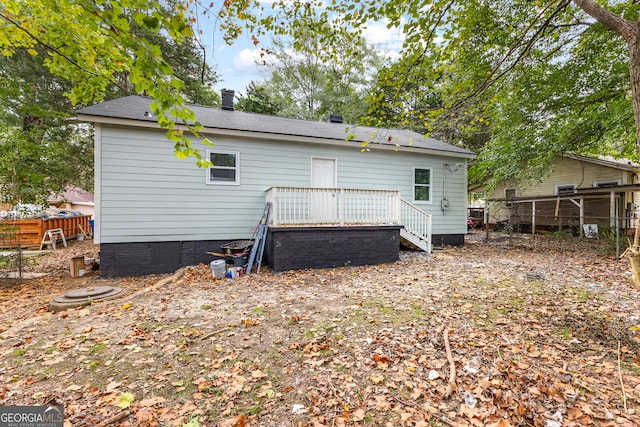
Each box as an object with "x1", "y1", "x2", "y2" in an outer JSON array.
[{"x1": 441, "y1": 198, "x2": 449, "y2": 212}]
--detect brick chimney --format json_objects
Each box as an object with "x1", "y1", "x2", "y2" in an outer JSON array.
[
  {"x1": 221, "y1": 89, "x2": 235, "y2": 111},
  {"x1": 327, "y1": 114, "x2": 343, "y2": 123}
]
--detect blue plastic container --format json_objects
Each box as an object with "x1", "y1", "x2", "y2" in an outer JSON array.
[{"x1": 88, "y1": 219, "x2": 95, "y2": 234}]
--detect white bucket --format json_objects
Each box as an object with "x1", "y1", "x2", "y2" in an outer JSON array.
[{"x1": 211, "y1": 260, "x2": 226, "y2": 279}]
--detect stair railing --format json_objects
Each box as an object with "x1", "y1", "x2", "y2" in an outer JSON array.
[{"x1": 400, "y1": 199, "x2": 432, "y2": 253}]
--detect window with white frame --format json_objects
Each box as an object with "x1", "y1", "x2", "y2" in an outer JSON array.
[
  {"x1": 206, "y1": 150, "x2": 239, "y2": 185},
  {"x1": 555, "y1": 183, "x2": 576, "y2": 195},
  {"x1": 594, "y1": 180, "x2": 621, "y2": 188},
  {"x1": 414, "y1": 167, "x2": 432, "y2": 202},
  {"x1": 504, "y1": 188, "x2": 517, "y2": 199}
]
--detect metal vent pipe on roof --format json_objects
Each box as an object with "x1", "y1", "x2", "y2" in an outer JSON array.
[{"x1": 221, "y1": 89, "x2": 235, "y2": 111}]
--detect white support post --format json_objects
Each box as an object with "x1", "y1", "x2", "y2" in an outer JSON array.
[
  {"x1": 392, "y1": 191, "x2": 400, "y2": 224},
  {"x1": 610, "y1": 190, "x2": 616, "y2": 228},
  {"x1": 569, "y1": 197, "x2": 583, "y2": 237},
  {"x1": 339, "y1": 188, "x2": 345, "y2": 226},
  {"x1": 532, "y1": 201, "x2": 536, "y2": 235},
  {"x1": 270, "y1": 188, "x2": 279, "y2": 226}
]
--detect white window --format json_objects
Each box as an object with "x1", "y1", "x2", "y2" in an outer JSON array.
[
  {"x1": 594, "y1": 180, "x2": 621, "y2": 188},
  {"x1": 413, "y1": 167, "x2": 432, "y2": 203},
  {"x1": 555, "y1": 183, "x2": 576, "y2": 195},
  {"x1": 505, "y1": 188, "x2": 517, "y2": 199},
  {"x1": 206, "y1": 150, "x2": 239, "y2": 185}
]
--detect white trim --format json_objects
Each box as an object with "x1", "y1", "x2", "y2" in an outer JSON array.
[
  {"x1": 564, "y1": 153, "x2": 640, "y2": 172},
  {"x1": 554, "y1": 183, "x2": 577, "y2": 195},
  {"x1": 206, "y1": 150, "x2": 240, "y2": 185},
  {"x1": 593, "y1": 179, "x2": 622, "y2": 188},
  {"x1": 310, "y1": 157, "x2": 337, "y2": 188},
  {"x1": 94, "y1": 124, "x2": 102, "y2": 244},
  {"x1": 413, "y1": 166, "x2": 433, "y2": 204}
]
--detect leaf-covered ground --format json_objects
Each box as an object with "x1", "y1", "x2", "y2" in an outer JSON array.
[{"x1": 1, "y1": 233, "x2": 640, "y2": 426}]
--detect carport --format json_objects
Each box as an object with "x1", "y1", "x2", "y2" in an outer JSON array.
[{"x1": 484, "y1": 183, "x2": 640, "y2": 237}]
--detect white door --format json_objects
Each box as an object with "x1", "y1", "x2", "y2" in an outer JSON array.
[
  {"x1": 312, "y1": 158, "x2": 336, "y2": 188},
  {"x1": 311, "y1": 158, "x2": 337, "y2": 222}
]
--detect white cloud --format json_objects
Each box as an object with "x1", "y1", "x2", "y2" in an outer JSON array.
[
  {"x1": 233, "y1": 48, "x2": 267, "y2": 75},
  {"x1": 361, "y1": 19, "x2": 405, "y2": 48},
  {"x1": 218, "y1": 48, "x2": 273, "y2": 90}
]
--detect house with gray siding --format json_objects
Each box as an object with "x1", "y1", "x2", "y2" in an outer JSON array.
[{"x1": 78, "y1": 95, "x2": 475, "y2": 277}]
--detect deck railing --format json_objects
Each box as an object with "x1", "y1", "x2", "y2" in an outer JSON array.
[
  {"x1": 265, "y1": 187, "x2": 401, "y2": 226},
  {"x1": 400, "y1": 199, "x2": 432, "y2": 252}
]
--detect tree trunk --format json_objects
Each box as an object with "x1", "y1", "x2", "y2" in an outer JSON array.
[
  {"x1": 573, "y1": 0, "x2": 640, "y2": 287},
  {"x1": 626, "y1": 218, "x2": 640, "y2": 290},
  {"x1": 628, "y1": 35, "x2": 640, "y2": 161},
  {"x1": 572, "y1": 0, "x2": 640, "y2": 157}
]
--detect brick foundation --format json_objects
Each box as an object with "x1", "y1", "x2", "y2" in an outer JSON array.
[
  {"x1": 264, "y1": 226, "x2": 401, "y2": 271},
  {"x1": 98, "y1": 227, "x2": 462, "y2": 277}
]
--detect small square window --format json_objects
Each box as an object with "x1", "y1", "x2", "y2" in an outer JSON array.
[
  {"x1": 207, "y1": 151, "x2": 239, "y2": 185},
  {"x1": 505, "y1": 188, "x2": 517, "y2": 199},
  {"x1": 594, "y1": 180, "x2": 621, "y2": 188},
  {"x1": 555, "y1": 184, "x2": 576, "y2": 195}
]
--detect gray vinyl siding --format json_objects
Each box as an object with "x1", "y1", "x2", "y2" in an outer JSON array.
[{"x1": 97, "y1": 125, "x2": 468, "y2": 243}]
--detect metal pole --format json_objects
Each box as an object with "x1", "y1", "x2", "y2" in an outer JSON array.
[
  {"x1": 616, "y1": 215, "x2": 620, "y2": 258},
  {"x1": 579, "y1": 197, "x2": 584, "y2": 238},
  {"x1": 532, "y1": 201, "x2": 536, "y2": 235},
  {"x1": 485, "y1": 204, "x2": 490, "y2": 242},
  {"x1": 610, "y1": 191, "x2": 615, "y2": 228}
]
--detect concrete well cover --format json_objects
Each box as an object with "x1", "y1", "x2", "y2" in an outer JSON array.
[
  {"x1": 49, "y1": 286, "x2": 123, "y2": 312},
  {"x1": 61, "y1": 286, "x2": 120, "y2": 301}
]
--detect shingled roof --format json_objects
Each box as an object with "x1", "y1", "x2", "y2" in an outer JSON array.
[
  {"x1": 48, "y1": 186, "x2": 94, "y2": 204},
  {"x1": 77, "y1": 95, "x2": 475, "y2": 157}
]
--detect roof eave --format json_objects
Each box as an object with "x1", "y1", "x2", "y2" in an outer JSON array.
[
  {"x1": 78, "y1": 114, "x2": 476, "y2": 159},
  {"x1": 563, "y1": 153, "x2": 640, "y2": 172}
]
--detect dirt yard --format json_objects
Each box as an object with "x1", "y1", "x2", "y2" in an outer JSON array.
[{"x1": 1, "y1": 233, "x2": 640, "y2": 427}]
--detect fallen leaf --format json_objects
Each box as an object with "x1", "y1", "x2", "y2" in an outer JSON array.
[{"x1": 116, "y1": 392, "x2": 135, "y2": 409}]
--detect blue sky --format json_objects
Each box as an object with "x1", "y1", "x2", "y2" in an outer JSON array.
[{"x1": 192, "y1": 4, "x2": 407, "y2": 97}]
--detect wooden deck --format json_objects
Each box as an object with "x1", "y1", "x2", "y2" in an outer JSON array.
[
  {"x1": 265, "y1": 186, "x2": 432, "y2": 252},
  {"x1": 0, "y1": 216, "x2": 91, "y2": 249}
]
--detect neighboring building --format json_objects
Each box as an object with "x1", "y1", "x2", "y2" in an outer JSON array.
[
  {"x1": 78, "y1": 95, "x2": 475, "y2": 277},
  {"x1": 48, "y1": 186, "x2": 95, "y2": 217},
  {"x1": 480, "y1": 153, "x2": 640, "y2": 235}
]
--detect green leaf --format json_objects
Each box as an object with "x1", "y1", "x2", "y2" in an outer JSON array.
[
  {"x1": 116, "y1": 392, "x2": 135, "y2": 409},
  {"x1": 142, "y1": 16, "x2": 160, "y2": 31},
  {"x1": 174, "y1": 149, "x2": 188, "y2": 160}
]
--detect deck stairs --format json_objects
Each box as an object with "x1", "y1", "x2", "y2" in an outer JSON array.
[{"x1": 399, "y1": 199, "x2": 432, "y2": 253}]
